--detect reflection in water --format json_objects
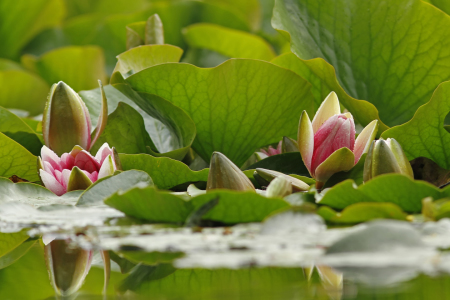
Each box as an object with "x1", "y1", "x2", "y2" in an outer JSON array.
[{"x1": 44, "y1": 239, "x2": 93, "y2": 296}]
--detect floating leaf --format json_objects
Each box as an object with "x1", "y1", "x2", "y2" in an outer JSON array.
[
  {"x1": 113, "y1": 45, "x2": 183, "y2": 78},
  {"x1": 104, "y1": 186, "x2": 193, "y2": 223},
  {"x1": 119, "y1": 154, "x2": 209, "y2": 190},
  {"x1": 191, "y1": 190, "x2": 290, "y2": 223},
  {"x1": 125, "y1": 59, "x2": 315, "y2": 166},
  {"x1": 77, "y1": 170, "x2": 153, "y2": 207},
  {"x1": 318, "y1": 174, "x2": 450, "y2": 213},
  {"x1": 317, "y1": 203, "x2": 407, "y2": 224}
]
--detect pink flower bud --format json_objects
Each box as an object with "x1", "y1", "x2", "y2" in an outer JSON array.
[{"x1": 298, "y1": 92, "x2": 378, "y2": 183}]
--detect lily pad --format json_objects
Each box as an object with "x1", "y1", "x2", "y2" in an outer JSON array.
[
  {"x1": 104, "y1": 185, "x2": 193, "y2": 223},
  {"x1": 191, "y1": 190, "x2": 290, "y2": 224},
  {"x1": 318, "y1": 174, "x2": 450, "y2": 213},
  {"x1": 125, "y1": 59, "x2": 315, "y2": 166},
  {"x1": 317, "y1": 203, "x2": 407, "y2": 224},
  {"x1": 77, "y1": 170, "x2": 153, "y2": 207},
  {"x1": 119, "y1": 154, "x2": 209, "y2": 190},
  {"x1": 0, "y1": 231, "x2": 29, "y2": 260},
  {"x1": 324, "y1": 154, "x2": 366, "y2": 188}
]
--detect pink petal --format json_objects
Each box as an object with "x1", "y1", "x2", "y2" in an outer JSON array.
[
  {"x1": 54, "y1": 170, "x2": 63, "y2": 185},
  {"x1": 43, "y1": 161, "x2": 55, "y2": 176},
  {"x1": 311, "y1": 115, "x2": 354, "y2": 173},
  {"x1": 41, "y1": 146, "x2": 62, "y2": 172},
  {"x1": 268, "y1": 146, "x2": 277, "y2": 156},
  {"x1": 84, "y1": 171, "x2": 98, "y2": 183},
  {"x1": 60, "y1": 153, "x2": 75, "y2": 170},
  {"x1": 61, "y1": 169, "x2": 71, "y2": 189},
  {"x1": 94, "y1": 143, "x2": 113, "y2": 165},
  {"x1": 260, "y1": 149, "x2": 270, "y2": 156},
  {"x1": 40, "y1": 170, "x2": 66, "y2": 196},
  {"x1": 74, "y1": 150, "x2": 101, "y2": 173},
  {"x1": 276, "y1": 141, "x2": 282, "y2": 154}
]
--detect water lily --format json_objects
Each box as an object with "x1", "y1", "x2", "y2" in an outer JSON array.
[
  {"x1": 363, "y1": 138, "x2": 414, "y2": 182},
  {"x1": 38, "y1": 143, "x2": 120, "y2": 196},
  {"x1": 42, "y1": 80, "x2": 108, "y2": 156},
  {"x1": 298, "y1": 92, "x2": 378, "y2": 187}
]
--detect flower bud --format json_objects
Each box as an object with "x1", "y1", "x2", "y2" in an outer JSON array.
[
  {"x1": 282, "y1": 136, "x2": 299, "y2": 153},
  {"x1": 255, "y1": 168, "x2": 310, "y2": 192},
  {"x1": 207, "y1": 152, "x2": 255, "y2": 191},
  {"x1": 42, "y1": 80, "x2": 108, "y2": 156},
  {"x1": 363, "y1": 138, "x2": 413, "y2": 182},
  {"x1": 266, "y1": 176, "x2": 292, "y2": 198},
  {"x1": 44, "y1": 239, "x2": 93, "y2": 296}
]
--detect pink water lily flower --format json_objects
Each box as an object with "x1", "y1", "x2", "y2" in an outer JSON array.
[
  {"x1": 256, "y1": 141, "x2": 282, "y2": 160},
  {"x1": 38, "y1": 143, "x2": 119, "y2": 196},
  {"x1": 298, "y1": 92, "x2": 378, "y2": 186}
]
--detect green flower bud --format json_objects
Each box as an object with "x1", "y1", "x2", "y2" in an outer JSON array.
[
  {"x1": 281, "y1": 136, "x2": 299, "y2": 153},
  {"x1": 266, "y1": 176, "x2": 292, "y2": 198},
  {"x1": 363, "y1": 138, "x2": 414, "y2": 182},
  {"x1": 207, "y1": 152, "x2": 255, "y2": 191},
  {"x1": 255, "y1": 168, "x2": 310, "y2": 191}
]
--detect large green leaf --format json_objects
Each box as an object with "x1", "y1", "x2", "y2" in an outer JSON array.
[
  {"x1": 0, "y1": 239, "x2": 36, "y2": 270},
  {"x1": 183, "y1": 23, "x2": 275, "y2": 61},
  {"x1": 0, "y1": 70, "x2": 49, "y2": 116},
  {"x1": 22, "y1": 46, "x2": 107, "y2": 91},
  {"x1": 120, "y1": 154, "x2": 209, "y2": 190},
  {"x1": 0, "y1": 0, "x2": 65, "y2": 59},
  {"x1": 112, "y1": 84, "x2": 197, "y2": 160},
  {"x1": 90, "y1": 102, "x2": 156, "y2": 155},
  {"x1": 0, "y1": 134, "x2": 39, "y2": 182},
  {"x1": 271, "y1": 53, "x2": 388, "y2": 132},
  {"x1": 191, "y1": 190, "x2": 290, "y2": 223},
  {"x1": 382, "y1": 81, "x2": 450, "y2": 169},
  {"x1": 82, "y1": 84, "x2": 196, "y2": 160},
  {"x1": 125, "y1": 59, "x2": 315, "y2": 166},
  {"x1": 104, "y1": 186, "x2": 193, "y2": 223},
  {"x1": 318, "y1": 174, "x2": 450, "y2": 213},
  {"x1": 0, "y1": 107, "x2": 43, "y2": 155},
  {"x1": 272, "y1": 0, "x2": 450, "y2": 127}
]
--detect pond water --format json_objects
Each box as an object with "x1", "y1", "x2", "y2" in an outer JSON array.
[{"x1": 1, "y1": 207, "x2": 450, "y2": 299}]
